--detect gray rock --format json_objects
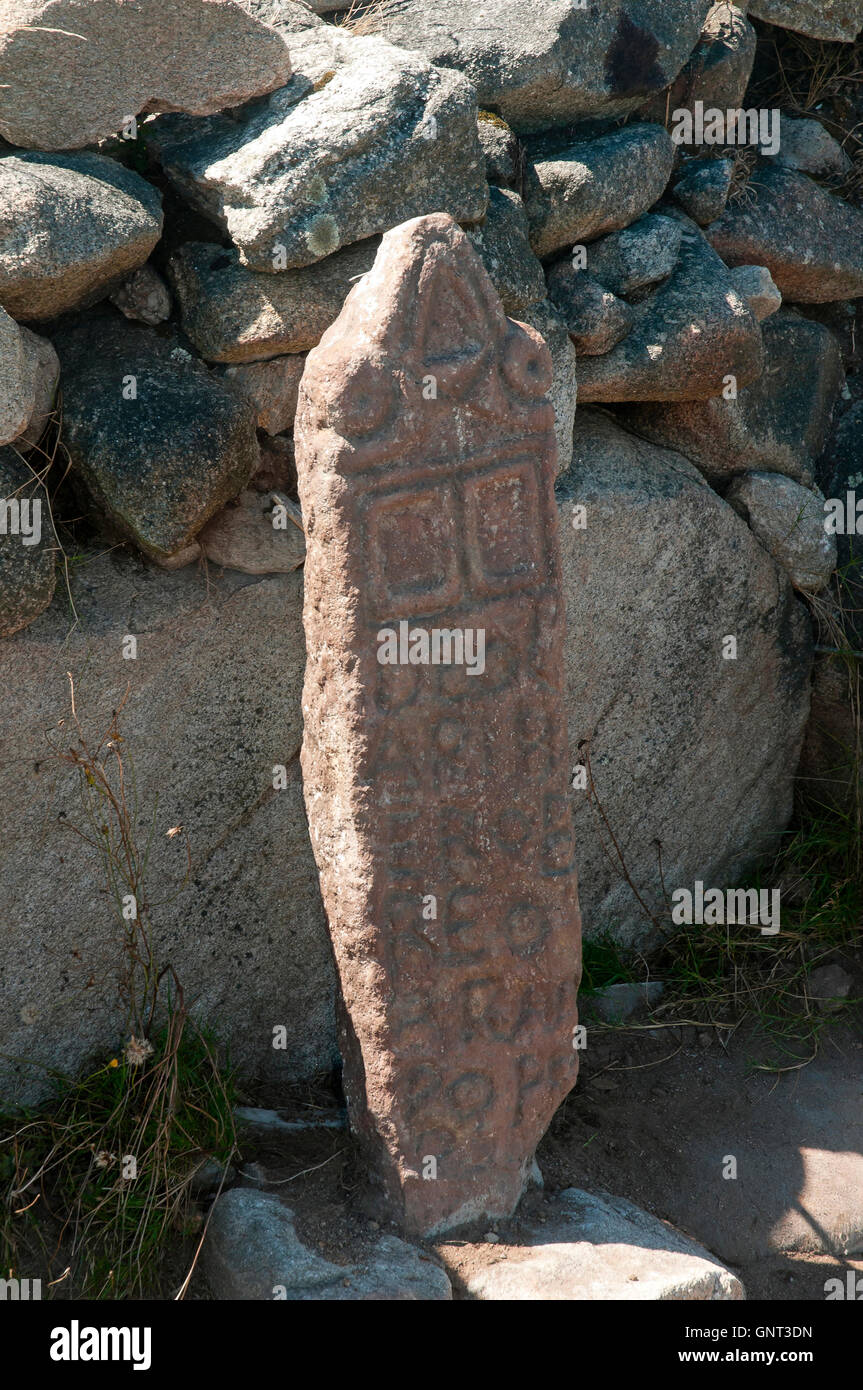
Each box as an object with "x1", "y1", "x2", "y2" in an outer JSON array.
[
  {"x1": 806, "y1": 962, "x2": 854, "y2": 1012},
  {"x1": 477, "y1": 113, "x2": 521, "y2": 189},
  {"x1": 519, "y1": 299, "x2": 577, "y2": 476},
  {"x1": 559, "y1": 410, "x2": 812, "y2": 946},
  {"x1": 236, "y1": 0, "x2": 324, "y2": 32},
  {"x1": 0, "y1": 445, "x2": 56, "y2": 638},
  {"x1": 233, "y1": 1106, "x2": 346, "y2": 1136},
  {"x1": 746, "y1": 0, "x2": 863, "y2": 42},
  {"x1": 726, "y1": 472, "x2": 837, "y2": 593},
  {"x1": 1, "y1": 307, "x2": 42, "y2": 446},
  {"x1": 584, "y1": 214, "x2": 683, "y2": 298},
  {"x1": 151, "y1": 30, "x2": 487, "y2": 272},
  {"x1": 546, "y1": 264, "x2": 633, "y2": 357},
  {"x1": 577, "y1": 216, "x2": 763, "y2": 402},
  {"x1": 16, "y1": 327, "x2": 60, "y2": 451},
  {"x1": 445, "y1": 1189, "x2": 744, "y2": 1299},
  {"x1": 672, "y1": 156, "x2": 733, "y2": 225},
  {"x1": 729, "y1": 264, "x2": 782, "y2": 321},
  {"x1": 586, "y1": 981, "x2": 666, "y2": 1024},
  {"x1": 467, "y1": 187, "x2": 545, "y2": 316},
  {"x1": 621, "y1": 314, "x2": 843, "y2": 485},
  {"x1": 524, "y1": 124, "x2": 675, "y2": 260},
  {"x1": 168, "y1": 239, "x2": 377, "y2": 364},
  {"x1": 204, "y1": 1189, "x2": 451, "y2": 1300},
  {"x1": 221, "y1": 355, "x2": 305, "y2": 435},
  {"x1": 0, "y1": 0, "x2": 293, "y2": 151},
  {"x1": 365, "y1": 0, "x2": 713, "y2": 133},
  {"x1": 773, "y1": 117, "x2": 853, "y2": 179},
  {"x1": 54, "y1": 312, "x2": 259, "y2": 559},
  {"x1": 109, "y1": 264, "x2": 173, "y2": 327},
  {"x1": 198, "y1": 489, "x2": 305, "y2": 574},
  {"x1": 638, "y1": 3, "x2": 756, "y2": 126},
  {"x1": 0, "y1": 152, "x2": 163, "y2": 322},
  {"x1": 707, "y1": 165, "x2": 863, "y2": 302},
  {"x1": 0, "y1": 549, "x2": 338, "y2": 1107}
]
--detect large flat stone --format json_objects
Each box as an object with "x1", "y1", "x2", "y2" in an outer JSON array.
[
  {"x1": 0, "y1": 0, "x2": 293, "y2": 151},
  {"x1": 441, "y1": 1188, "x2": 744, "y2": 1299},
  {"x1": 0, "y1": 551, "x2": 338, "y2": 1107},
  {"x1": 367, "y1": 0, "x2": 713, "y2": 133},
  {"x1": 559, "y1": 410, "x2": 813, "y2": 946},
  {"x1": 621, "y1": 313, "x2": 844, "y2": 484},
  {"x1": 0, "y1": 152, "x2": 163, "y2": 323},
  {"x1": 204, "y1": 1189, "x2": 452, "y2": 1299},
  {"x1": 151, "y1": 29, "x2": 487, "y2": 271},
  {"x1": 746, "y1": 0, "x2": 863, "y2": 41}
]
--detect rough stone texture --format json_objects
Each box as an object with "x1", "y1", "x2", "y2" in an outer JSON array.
[
  {"x1": 168, "y1": 239, "x2": 378, "y2": 363},
  {"x1": 519, "y1": 300, "x2": 577, "y2": 476},
  {"x1": 204, "y1": 1189, "x2": 452, "y2": 1299},
  {"x1": 707, "y1": 166, "x2": 863, "y2": 303},
  {"x1": 442, "y1": 1189, "x2": 744, "y2": 1299},
  {"x1": 296, "y1": 214, "x2": 581, "y2": 1237},
  {"x1": 559, "y1": 410, "x2": 812, "y2": 946},
  {"x1": 237, "y1": 0, "x2": 323, "y2": 31},
  {"x1": 109, "y1": 264, "x2": 173, "y2": 327},
  {"x1": 726, "y1": 473, "x2": 837, "y2": 594},
  {"x1": 467, "y1": 187, "x2": 546, "y2": 317},
  {"x1": 0, "y1": 307, "x2": 40, "y2": 446},
  {"x1": 584, "y1": 981, "x2": 665, "y2": 1024},
  {"x1": 0, "y1": 445, "x2": 56, "y2": 638},
  {"x1": 638, "y1": 3, "x2": 756, "y2": 126},
  {"x1": 477, "y1": 114, "x2": 521, "y2": 189},
  {"x1": 0, "y1": 0, "x2": 293, "y2": 151},
  {"x1": 54, "y1": 312, "x2": 259, "y2": 559},
  {"x1": 729, "y1": 264, "x2": 782, "y2": 321},
  {"x1": 198, "y1": 489, "x2": 305, "y2": 573},
  {"x1": 0, "y1": 152, "x2": 163, "y2": 323},
  {"x1": 524, "y1": 125, "x2": 675, "y2": 260},
  {"x1": 773, "y1": 117, "x2": 853, "y2": 179},
  {"x1": 16, "y1": 328, "x2": 60, "y2": 451},
  {"x1": 221, "y1": 355, "x2": 305, "y2": 435},
  {"x1": 254, "y1": 434, "x2": 297, "y2": 492},
  {"x1": 672, "y1": 156, "x2": 733, "y2": 226},
  {"x1": 746, "y1": 0, "x2": 863, "y2": 42},
  {"x1": 546, "y1": 264, "x2": 634, "y2": 358},
  {"x1": 371, "y1": 0, "x2": 712, "y2": 133},
  {"x1": 151, "y1": 30, "x2": 487, "y2": 272},
  {"x1": 576, "y1": 216, "x2": 763, "y2": 403},
  {"x1": 621, "y1": 313, "x2": 844, "y2": 485},
  {"x1": 0, "y1": 550, "x2": 338, "y2": 1106},
  {"x1": 584, "y1": 215, "x2": 683, "y2": 298}
]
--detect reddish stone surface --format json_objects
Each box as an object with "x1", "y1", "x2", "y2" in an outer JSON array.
[{"x1": 295, "y1": 213, "x2": 581, "y2": 1237}]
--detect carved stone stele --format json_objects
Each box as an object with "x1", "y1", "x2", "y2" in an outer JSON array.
[{"x1": 296, "y1": 213, "x2": 581, "y2": 1236}]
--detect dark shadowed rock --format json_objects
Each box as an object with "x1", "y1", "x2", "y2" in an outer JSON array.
[
  {"x1": 621, "y1": 313, "x2": 843, "y2": 484},
  {"x1": 151, "y1": 30, "x2": 487, "y2": 272},
  {"x1": 524, "y1": 125, "x2": 676, "y2": 260},
  {"x1": 672, "y1": 156, "x2": 733, "y2": 225},
  {"x1": 0, "y1": 0, "x2": 293, "y2": 151},
  {"x1": 584, "y1": 214, "x2": 683, "y2": 297},
  {"x1": 576, "y1": 216, "x2": 763, "y2": 402},
  {"x1": 368, "y1": 0, "x2": 713, "y2": 133},
  {"x1": 54, "y1": 312, "x2": 259, "y2": 558},
  {"x1": 467, "y1": 187, "x2": 546, "y2": 316},
  {"x1": 477, "y1": 112, "x2": 521, "y2": 189},
  {"x1": 0, "y1": 445, "x2": 56, "y2": 637},
  {"x1": 0, "y1": 152, "x2": 163, "y2": 322},
  {"x1": 707, "y1": 165, "x2": 863, "y2": 302},
  {"x1": 546, "y1": 264, "x2": 633, "y2": 357}
]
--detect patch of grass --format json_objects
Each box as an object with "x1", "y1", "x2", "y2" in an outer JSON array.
[
  {"x1": 580, "y1": 935, "x2": 637, "y2": 995},
  {"x1": 337, "y1": 0, "x2": 400, "y2": 36},
  {"x1": 0, "y1": 692, "x2": 238, "y2": 1298}
]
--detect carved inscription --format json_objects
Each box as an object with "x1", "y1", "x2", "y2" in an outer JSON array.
[{"x1": 296, "y1": 214, "x2": 582, "y2": 1236}]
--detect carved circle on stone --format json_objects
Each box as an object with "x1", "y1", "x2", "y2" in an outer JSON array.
[{"x1": 505, "y1": 902, "x2": 551, "y2": 959}]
